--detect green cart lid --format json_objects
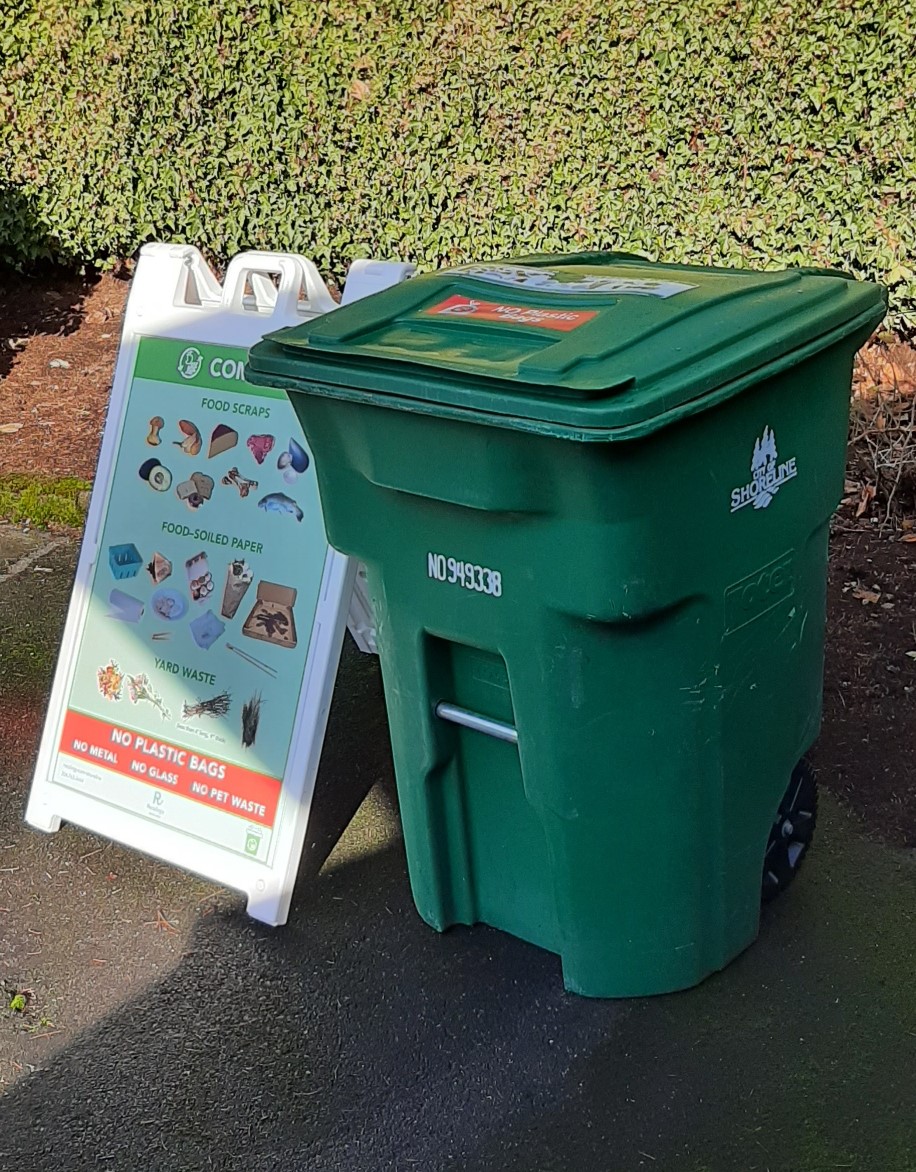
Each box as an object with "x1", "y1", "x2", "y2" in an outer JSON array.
[{"x1": 246, "y1": 252, "x2": 887, "y2": 441}]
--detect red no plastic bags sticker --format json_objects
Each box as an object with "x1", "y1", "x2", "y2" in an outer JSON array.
[
  {"x1": 59, "y1": 709, "x2": 281, "y2": 826},
  {"x1": 424, "y1": 295, "x2": 598, "y2": 332}
]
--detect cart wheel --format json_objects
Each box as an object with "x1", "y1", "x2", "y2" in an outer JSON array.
[{"x1": 761, "y1": 759, "x2": 818, "y2": 903}]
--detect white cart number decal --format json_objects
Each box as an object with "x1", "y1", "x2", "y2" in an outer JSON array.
[{"x1": 427, "y1": 552, "x2": 502, "y2": 597}]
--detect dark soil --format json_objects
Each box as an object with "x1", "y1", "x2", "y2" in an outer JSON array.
[
  {"x1": 817, "y1": 524, "x2": 916, "y2": 848},
  {"x1": 0, "y1": 268, "x2": 127, "y2": 480},
  {"x1": 1, "y1": 265, "x2": 915, "y2": 853}
]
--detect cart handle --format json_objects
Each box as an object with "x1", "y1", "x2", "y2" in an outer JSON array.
[{"x1": 222, "y1": 252, "x2": 337, "y2": 318}]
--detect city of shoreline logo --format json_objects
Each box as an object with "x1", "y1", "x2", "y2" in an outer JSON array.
[{"x1": 730, "y1": 426, "x2": 798, "y2": 512}]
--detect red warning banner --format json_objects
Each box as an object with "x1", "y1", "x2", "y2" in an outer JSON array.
[
  {"x1": 424, "y1": 295, "x2": 598, "y2": 331},
  {"x1": 58, "y1": 709, "x2": 280, "y2": 827}
]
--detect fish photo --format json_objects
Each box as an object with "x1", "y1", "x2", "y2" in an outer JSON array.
[{"x1": 257, "y1": 492, "x2": 303, "y2": 522}]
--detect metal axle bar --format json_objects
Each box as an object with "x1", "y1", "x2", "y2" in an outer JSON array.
[{"x1": 434, "y1": 702, "x2": 519, "y2": 745}]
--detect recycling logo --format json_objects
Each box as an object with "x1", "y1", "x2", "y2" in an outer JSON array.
[{"x1": 177, "y1": 346, "x2": 204, "y2": 380}]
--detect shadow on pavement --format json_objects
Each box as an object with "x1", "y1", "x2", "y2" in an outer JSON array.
[
  {"x1": 0, "y1": 803, "x2": 607, "y2": 1172},
  {"x1": 1, "y1": 786, "x2": 915, "y2": 1171},
  {"x1": 461, "y1": 807, "x2": 916, "y2": 1172}
]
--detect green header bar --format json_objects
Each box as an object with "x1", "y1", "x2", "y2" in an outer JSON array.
[{"x1": 134, "y1": 336, "x2": 286, "y2": 398}]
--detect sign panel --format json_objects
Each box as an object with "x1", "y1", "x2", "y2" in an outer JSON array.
[{"x1": 26, "y1": 244, "x2": 412, "y2": 923}]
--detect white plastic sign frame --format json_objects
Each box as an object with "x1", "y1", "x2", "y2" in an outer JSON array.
[{"x1": 26, "y1": 244, "x2": 411, "y2": 924}]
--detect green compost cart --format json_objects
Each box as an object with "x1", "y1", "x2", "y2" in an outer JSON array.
[{"x1": 247, "y1": 253, "x2": 886, "y2": 998}]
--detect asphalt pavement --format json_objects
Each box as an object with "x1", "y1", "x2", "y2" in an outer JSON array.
[{"x1": 1, "y1": 524, "x2": 915, "y2": 1171}]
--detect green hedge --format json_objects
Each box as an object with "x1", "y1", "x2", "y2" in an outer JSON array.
[{"x1": 1, "y1": 0, "x2": 914, "y2": 325}]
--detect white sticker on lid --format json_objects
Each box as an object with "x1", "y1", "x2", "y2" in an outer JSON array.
[{"x1": 446, "y1": 263, "x2": 697, "y2": 298}]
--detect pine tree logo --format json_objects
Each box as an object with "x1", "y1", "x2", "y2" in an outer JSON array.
[
  {"x1": 750, "y1": 425, "x2": 779, "y2": 508},
  {"x1": 730, "y1": 426, "x2": 798, "y2": 513}
]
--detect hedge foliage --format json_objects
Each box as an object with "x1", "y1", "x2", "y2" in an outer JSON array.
[{"x1": 1, "y1": 0, "x2": 914, "y2": 324}]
